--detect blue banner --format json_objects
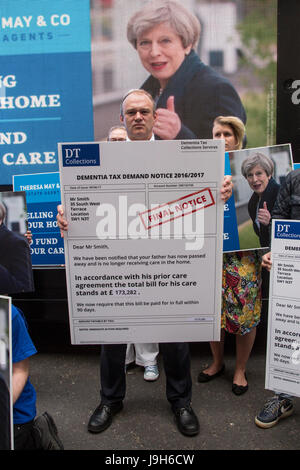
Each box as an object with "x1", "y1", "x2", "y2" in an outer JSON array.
[
  {"x1": 13, "y1": 172, "x2": 64, "y2": 266},
  {"x1": 0, "y1": 0, "x2": 94, "y2": 185}
]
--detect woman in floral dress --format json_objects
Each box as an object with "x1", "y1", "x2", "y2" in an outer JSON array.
[{"x1": 197, "y1": 116, "x2": 262, "y2": 395}]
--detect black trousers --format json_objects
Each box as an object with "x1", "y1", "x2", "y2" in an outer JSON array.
[
  {"x1": 100, "y1": 342, "x2": 192, "y2": 410},
  {"x1": 14, "y1": 421, "x2": 39, "y2": 450}
]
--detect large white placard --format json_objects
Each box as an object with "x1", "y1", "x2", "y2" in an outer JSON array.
[
  {"x1": 58, "y1": 140, "x2": 224, "y2": 344},
  {"x1": 265, "y1": 219, "x2": 300, "y2": 397}
]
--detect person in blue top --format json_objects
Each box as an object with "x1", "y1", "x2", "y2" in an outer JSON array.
[{"x1": 12, "y1": 304, "x2": 64, "y2": 450}]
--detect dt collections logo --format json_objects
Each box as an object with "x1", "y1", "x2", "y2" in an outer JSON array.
[{"x1": 62, "y1": 144, "x2": 100, "y2": 167}]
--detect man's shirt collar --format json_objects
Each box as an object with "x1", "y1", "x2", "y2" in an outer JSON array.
[{"x1": 126, "y1": 134, "x2": 155, "y2": 141}]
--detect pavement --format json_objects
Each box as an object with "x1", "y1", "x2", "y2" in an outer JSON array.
[{"x1": 29, "y1": 339, "x2": 300, "y2": 452}]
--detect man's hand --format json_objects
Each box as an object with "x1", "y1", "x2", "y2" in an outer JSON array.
[
  {"x1": 153, "y1": 96, "x2": 181, "y2": 140},
  {"x1": 258, "y1": 201, "x2": 271, "y2": 226},
  {"x1": 24, "y1": 230, "x2": 32, "y2": 245},
  {"x1": 221, "y1": 175, "x2": 233, "y2": 203},
  {"x1": 262, "y1": 251, "x2": 272, "y2": 271},
  {"x1": 57, "y1": 204, "x2": 68, "y2": 237}
]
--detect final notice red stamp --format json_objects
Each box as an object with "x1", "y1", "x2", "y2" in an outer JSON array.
[{"x1": 140, "y1": 188, "x2": 215, "y2": 230}]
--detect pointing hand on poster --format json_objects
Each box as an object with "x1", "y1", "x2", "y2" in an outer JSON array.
[{"x1": 153, "y1": 96, "x2": 181, "y2": 140}]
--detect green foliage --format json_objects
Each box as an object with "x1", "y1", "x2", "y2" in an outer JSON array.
[
  {"x1": 242, "y1": 91, "x2": 268, "y2": 148},
  {"x1": 238, "y1": 219, "x2": 260, "y2": 250},
  {"x1": 237, "y1": 0, "x2": 277, "y2": 89}
]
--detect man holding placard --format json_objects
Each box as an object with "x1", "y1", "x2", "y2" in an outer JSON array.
[{"x1": 57, "y1": 89, "x2": 232, "y2": 437}]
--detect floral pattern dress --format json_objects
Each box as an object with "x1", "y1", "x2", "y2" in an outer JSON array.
[{"x1": 222, "y1": 251, "x2": 262, "y2": 335}]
